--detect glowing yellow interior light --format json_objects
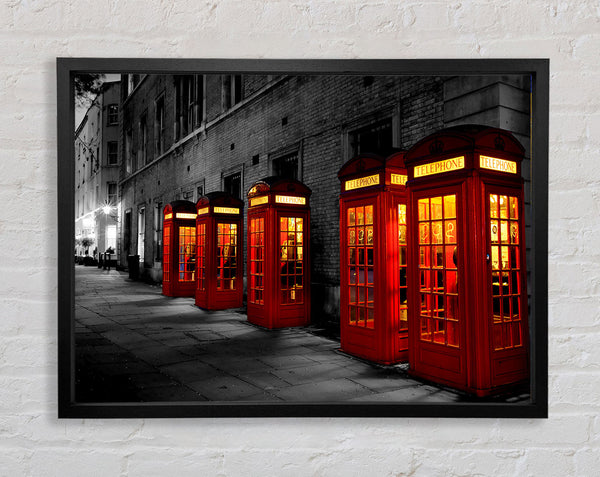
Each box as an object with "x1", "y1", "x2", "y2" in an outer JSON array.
[
  {"x1": 197, "y1": 207, "x2": 209, "y2": 215},
  {"x1": 391, "y1": 174, "x2": 408, "y2": 185},
  {"x1": 214, "y1": 206, "x2": 240, "y2": 214},
  {"x1": 479, "y1": 155, "x2": 517, "y2": 174},
  {"x1": 275, "y1": 195, "x2": 306, "y2": 205},
  {"x1": 176, "y1": 213, "x2": 197, "y2": 219},
  {"x1": 414, "y1": 156, "x2": 465, "y2": 178},
  {"x1": 344, "y1": 174, "x2": 380, "y2": 191},
  {"x1": 164, "y1": 213, "x2": 173, "y2": 220},
  {"x1": 250, "y1": 196, "x2": 269, "y2": 207}
]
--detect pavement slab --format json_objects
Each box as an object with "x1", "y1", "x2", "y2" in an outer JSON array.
[{"x1": 188, "y1": 375, "x2": 265, "y2": 401}]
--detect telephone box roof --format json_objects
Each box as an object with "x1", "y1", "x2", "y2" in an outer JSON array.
[
  {"x1": 405, "y1": 125, "x2": 526, "y2": 164},
  {"x1": 196, "y1": 191, "x2": 244, "y2": 208},
  {"x1": 164, "y1": 200, "x2": 196, "y2": 215},
  {"x1": 247, "y1": 176, "x2": 312, "y2": 198}
]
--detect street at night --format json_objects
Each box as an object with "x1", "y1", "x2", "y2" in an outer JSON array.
[{"x1": 75, "y1": 265, "x2": 529, "y2": 404}]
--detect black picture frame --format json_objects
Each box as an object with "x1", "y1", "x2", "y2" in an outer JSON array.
[{"x1": 58, "y1": 58, "x2": 548, "y2": 418}]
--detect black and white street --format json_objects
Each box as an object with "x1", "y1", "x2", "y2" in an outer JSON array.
[{"x1": 75, "y1": 266, "x2": 528, "y2": 404}]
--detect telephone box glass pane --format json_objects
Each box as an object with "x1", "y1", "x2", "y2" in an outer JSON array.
[
  {"x1": 197, "y1": 223, "x2": 206, "y2": 290},
  {"x1": 163, "y1": 224, "x2": 171, "y2": 282},
  {"x1": 217, "y1": 223, "x2": 237, "y2": 290},
  {"x1": 489, "y1": 194, "x2": 523, "y2": 351},
  {"x1": 249, "y1": 217, "x2": 265, "y2": 304},
  {"x1": 347, "y1": 205, "x2": 375, "y2": 329},
  {"x1": 398, "y1": 205, "x2": 408, "y2": 332},
  {"x1": 280, "y1": 216, "x2": 304, "y2": 305},
  {"x1": 178, "y1": 226, "x2": 196, "y2": 282},
  {"x1": 418, "y1": 194, "x2": 459, "y2": 347}
]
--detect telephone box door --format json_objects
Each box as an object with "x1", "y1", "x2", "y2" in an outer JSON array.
[
  {"x1": 485, "y1": 185, "x2": 529, "y2": 386},
  {"x1": 393, "y1": 194, "x2": 409, "y2": 356},
  {"x1": 410, "y1": 186, "x2": 467, "y2": 387},
  {"x1": 277, "y1": 212, "x2": 308, "y2": 320},
  {"x1": 340, "y1": 197, "x2": 377, "y2": 358}
]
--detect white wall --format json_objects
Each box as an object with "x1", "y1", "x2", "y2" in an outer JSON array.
[{"x1": 1, "y1": 1, "x2": 598, "y2": 475}]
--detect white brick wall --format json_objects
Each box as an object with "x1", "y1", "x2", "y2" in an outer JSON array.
[{"x1": 0, "y1": 1, "x2": 598, "y2": 475}]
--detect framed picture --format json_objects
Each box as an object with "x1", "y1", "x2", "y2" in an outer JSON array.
[{"x1": 57, "y1": 58, "x2": 548, "y2": 418}]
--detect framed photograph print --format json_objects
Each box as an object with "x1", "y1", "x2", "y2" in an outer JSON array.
[{"x1": 57, "y1": 58, "x2": 548, "y2": 418}]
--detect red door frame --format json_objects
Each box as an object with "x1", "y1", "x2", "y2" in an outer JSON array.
[
  {"x1": 481, "y1": 180, "x2": 529, "y2": 390},
  {"x1": 408, "y1": 180, "x2": 469, "y2": 388}
]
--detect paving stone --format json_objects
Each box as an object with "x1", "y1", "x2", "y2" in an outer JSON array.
[
  {"x1": 135, "y1": 385, "x2": 208, "y2": 402},
  {"x1": 271, "y1": 362, "x2": 359, "y2": 386},
  {"x1": 160, "y1": 360, "x2": 221, "y2": 382},
  {"x1": 130, "y1": 346, "x2": 194, "y2": 366},
  {"x1": 127, "y1": 372, "x2": 181, "y2": 389},
  {"x1": 348, "y1": 374, "x2": 418, "y2": 394},
  {"x1": 258, "y1": 354, "x2": 318, "y2": 370},
  {"x1": 101, "y1": 330, "x2": 158, "y2": 348},
  {"x1": 347, "y1": 384, "x2": 456, "y2": 402},
  {"x1": 238, "y1": 371, "x2": 293, "y2": 391},
  {"x1": 89, "y1": 361, "x2": 156, "y2": 376},
  {"x1": 188, "y1": 375, "x2": 264, "y2": 401},
  {"x1": 272, "y1": 378, "x2": 374, "y2": 402},
  {"x1": 212, "y1": 358, "x2": 275, "y2": 376}
]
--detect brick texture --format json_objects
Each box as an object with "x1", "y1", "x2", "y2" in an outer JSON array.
[{"x1": 1, "y1": 0, "x2": 599, "y2": 476}]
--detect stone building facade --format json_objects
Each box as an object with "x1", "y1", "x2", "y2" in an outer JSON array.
[
  {"x1": 74, "y1": 80, "x2": 121, "y2": 260},
  {"x1": 117, "y1": 73, "x2": 530, "y2": 323}
]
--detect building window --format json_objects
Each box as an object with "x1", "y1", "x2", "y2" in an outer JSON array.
[
  {"x1": 106, "y1": 225, "x2": 117, "y2": 251},
  {"x1": 155, "y1": 95, "x2": 165, "y2": 157},
  {"x1": 127, "y1": 74, "x2": 140, "y2": 96},
  {"x1": 222, "y1": 75, "x2": 243, "y2": 111},
  {"x1": 198, "y1": 75, "x2": 207, "y2": 125},
  {"x1": 272, "y1": 152, "x2": 299, "y2": 181},
  {"x1": 139, "y1": 113, "x2": 148, "y2": 167},
  {"x1": 107, "y1": 141, "x2": 118, "y2": 165},
  {"x1": 125, "y1": 128, "x2": 133, "y2": 173},
  {"x1": 107, "y1": 104, "x2": 118, "y2": 125},
  {"x1": 154, "y1": 202, "x2": 162, "y2": 262},
  {"x1": 223, "y1": 171, "x2": 242, "y2": 200},
  {"x1": 107, "y1": 182, "x2": 117, "y2": 205},
  {"x1": 175, "y1": 75, "x2": 194, "y2": 140},
  {"x1": 349, "y1": 118, "x2": 394, "y2": 157},
  {"x1": 182, "y1": 190, "x2": 193, "y2": 201},
  {"x1": 196, "y1": 183, "x2": 204, "y2": 201},
  {"x1": 138, "y1": 207, "x2": 145, "y2": 262},
  {"x1": 124, "y1": 209, "x2": 132, "y2": 255}
]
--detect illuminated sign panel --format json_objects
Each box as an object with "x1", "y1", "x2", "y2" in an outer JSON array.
[
  {"x1": 250, "y1": 196, "x2": 269, "y2": 207},
  {"x1": 345, "y1": 174, "x2": 380, "y2": 191},
  {"x1": 214, "y1": 206, "x2": 240, "y2": 215},
  {"x1": 479, "y1": 155, "x2": 517, "y2": 174},
  {"x1": 275, "y1": 195, "x2": 306, "y2": 205},
  {"x1": 414, "y1": 156, "x2": 465, "y2": 178},
  {"x1": 175, "y1": 213, "x2": 197, "y2": 219},
  {"x1": 164, "y1": 213, "x2": 173, "y2": 220},
  {"x1": 390, "y1": 174, "x2": 408, "y2": 186},
  {"x1": 197, "y1": 207, "x2": 209, "y2": 215}
]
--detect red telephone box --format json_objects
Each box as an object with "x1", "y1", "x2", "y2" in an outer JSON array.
[
  {"x1": 194, "y1": 192, "x2": 244, "y2": 310},
  {"x1": 246, "y1": 176, "x2": 311, "y2": 329},
  {"x1": 404, "y1": 125, "x2": 529, "y2": 396},
  {"x1": 162, "y1": 200, "x2": 197, "y2": 297},
  {"x1": 337, "y1": 152, "x2": 409, "y2": 364}
]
